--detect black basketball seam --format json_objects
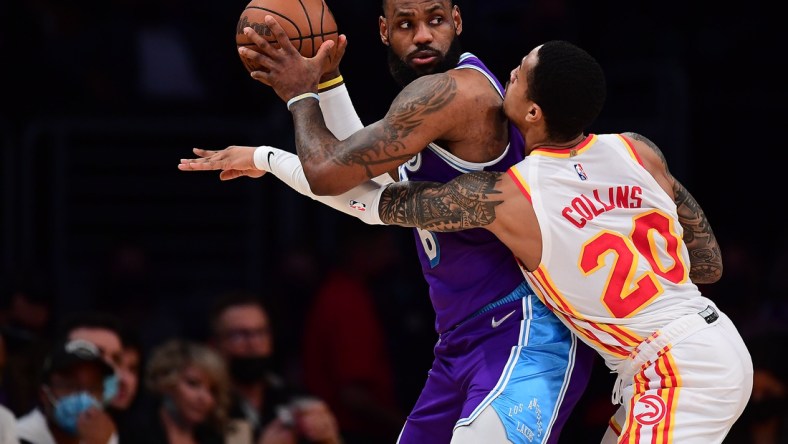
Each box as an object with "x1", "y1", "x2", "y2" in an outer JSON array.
[
  {"x1": 236, "y1": 30, "x2": 336, "y2": 46},
  {"x1": 243, "y1": 6, "x2": 303, "y2": 51},
  {"x1": 319, "y1": 0, "x2": 325, "y2": 43},
  {"x1": 239, "y1": 4, "x2": 337, "y2": 54},
  {"x1": 295, "y1": 0, "x2": 314, "y2": 54}
]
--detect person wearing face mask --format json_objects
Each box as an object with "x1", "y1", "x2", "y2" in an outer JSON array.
[
  {"x1": 16, "y1": 339, "x2": 118, "y2": 444},
  {"x1": 57, "y1": 312, "x2": 138, "y2": 423},
  {"x1": 209, "y1": 291, "x2": 341, "y2": 444}
]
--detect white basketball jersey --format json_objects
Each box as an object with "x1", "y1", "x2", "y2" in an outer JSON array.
[{"x1": 507, "y1": 134, "x2": 709, "y2": 371}]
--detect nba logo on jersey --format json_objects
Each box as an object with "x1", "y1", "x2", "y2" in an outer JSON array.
[
  {"x1": 349, "y1": 200, "x2": 367, "y2": 212},
  {"x1": 574, "y1": 164, "x2": 588, "y2": 181}
]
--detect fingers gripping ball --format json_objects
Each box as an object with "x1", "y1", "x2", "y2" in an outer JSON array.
[{"x1": 236, "y1": 0, "x2": 338, "y2": 73}]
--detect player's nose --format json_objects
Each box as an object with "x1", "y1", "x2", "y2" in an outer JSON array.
[{"x1": 412, "y1": 23, "x2": 434, "y2": 45}]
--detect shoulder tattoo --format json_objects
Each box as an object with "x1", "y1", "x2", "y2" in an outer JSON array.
[{"x1": 329, "y1": 74, "x2": 459, "y2": 178}]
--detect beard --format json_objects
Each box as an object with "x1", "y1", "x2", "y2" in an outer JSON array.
[{"x1": 387, "y1": 37, "x2": 464, "y2": 87}]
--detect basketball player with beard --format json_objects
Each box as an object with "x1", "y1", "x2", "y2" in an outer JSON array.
[{"x1": 180, "y1": 1, "x2": 594, "y2": 442}]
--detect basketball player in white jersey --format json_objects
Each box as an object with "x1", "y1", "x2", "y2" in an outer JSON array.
[
  {"x1": 363, "y1": 39, "x2": 755, "y2": 443},
  {"x1": 243, "y1": 40, "x2": 753, "y2": 442}
]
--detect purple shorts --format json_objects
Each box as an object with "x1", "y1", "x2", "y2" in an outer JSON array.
[{"x1": 397, "y1": 283, "x2": 595, "y2": 444}]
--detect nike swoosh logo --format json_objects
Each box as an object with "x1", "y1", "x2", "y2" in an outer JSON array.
[
  {"x1": 267, "y1": 150, "x2": 274, "y2": 169},
  {"x1": 491, "y1": 310, "x2": 517, "y2": 328}
]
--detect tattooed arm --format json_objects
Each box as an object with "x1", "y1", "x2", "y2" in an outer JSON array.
[
  {"x1": 378, "y1": 171, "x2": 506, "y2": 230},
  {"x1": 623, "y1": 132, "x2": 722, "y2": 284},
  {"x1": 288, "y1": 73, "x2": 460, "y2": 195}
]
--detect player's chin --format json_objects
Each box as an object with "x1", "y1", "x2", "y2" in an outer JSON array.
[{"x1": 410, "y1": 62, "x2": 440, "y2": 76}]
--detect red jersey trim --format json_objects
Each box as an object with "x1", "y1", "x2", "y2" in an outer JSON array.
[
  {"x1": 617, "y1": 134, "x2": 645, "y2": 167},
  {"x1": 507, "y1": 167, "x2": 532, "y2": 203},
  {"x1": 529, "y1": 134, "x2": 597, "y2": 158}
]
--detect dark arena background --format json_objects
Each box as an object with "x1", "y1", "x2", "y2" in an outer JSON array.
[{"x1": 1, "y1": 1, "x2": 784, "y2": 442}]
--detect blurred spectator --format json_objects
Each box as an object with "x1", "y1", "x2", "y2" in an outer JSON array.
[
  {"x1": 209, "y1": 291, "x2": 341, "y2": 444},
  {"x1": 110, "y1": 329, "x2": 144, "y2": 439},
  {"x1": 16, "y1": 339, "x2": 118, "y2": 444},
  {"x1": 0, "y1": 402, "x2": 19, "y2": 444},
  {"x1": 127, "y1": 339, "x2": 230, "y2": 444},
  {"x1": 114, "y1": 337, "x2": 140, "y2": 413},
  {"x1": 0, "y1": 272, "x2": 55, "y2": 416},
  {"x1": 301, "y1": 222, "x2": 406, "y2": 444},
  {"x1": 56, "y1": 312, "x2": 138, "y2": 441}
]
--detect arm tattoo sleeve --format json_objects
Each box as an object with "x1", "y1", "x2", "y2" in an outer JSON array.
[
  {"x1": 378, "y1": 171, "x2": 504, "y2": 231},
  {"x1": 290, "y1": 74, "x2": 457, "y2": 179},
  {"x1": 623, "y1": 132, "x2": 722, "y2": 283}
]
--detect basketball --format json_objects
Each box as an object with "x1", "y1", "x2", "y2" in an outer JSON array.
[{"x1": 236, "y1": 0, "x2": 338, "y2": 73}]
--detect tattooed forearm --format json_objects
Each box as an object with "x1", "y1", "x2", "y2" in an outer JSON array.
[
  {"x1": 674, "y1": 182, "x2": 722, "y2": 283},
  {"x1": 292, "y1": 102, "x2": 331, "y2": 166},
  {"x1": 379, "y1": 171, "x2": 504, "y2": 231},
  {"x1": 290, "y1": 74, "x2": 457, "y2": 181}
]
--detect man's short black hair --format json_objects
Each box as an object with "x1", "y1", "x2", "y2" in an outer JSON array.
[
  {"x1": 55, "y1": 311, "x2": 124, "y2": 343},
  {"x1": 527, "y1": 40, "x2": 606, "y2": 142},
  {"x1": 208, "y1": 290, "x2": 267, "y2": 337}
]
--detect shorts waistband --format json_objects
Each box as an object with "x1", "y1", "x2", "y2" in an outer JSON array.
[
  {"x1": 611, "y1": 304, "x2": 720, "y2": 404},
  {"x1": 449, "y1": 281, "x2": 534, "y2": 332}
]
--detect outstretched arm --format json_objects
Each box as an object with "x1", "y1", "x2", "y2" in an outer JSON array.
[
  {"x1": 253, "y1": 146, "x2": 391, "y2": 225},
  {"x1": 623, "y1": 132, "x2": 722, "y2": 284},
  {"x1": 238, "y1": 18, "x2": 460, "y2": 196}
]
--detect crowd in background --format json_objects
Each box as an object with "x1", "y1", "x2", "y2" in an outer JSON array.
[{"x1": 2, "y1": 222, "x2": 788, "y2": 443}]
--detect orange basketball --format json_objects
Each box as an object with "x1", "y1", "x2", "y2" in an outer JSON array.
[{"x1": 236, "y1": 0, "x2": 338, "y2": 73}]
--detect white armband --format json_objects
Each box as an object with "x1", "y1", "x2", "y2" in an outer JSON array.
[
  {"x1": 318, "y1": 84, "x2": 363, "y2": 140},
  {"x1": 254, "y1": 146, "x2": 390, "y2": 225}
]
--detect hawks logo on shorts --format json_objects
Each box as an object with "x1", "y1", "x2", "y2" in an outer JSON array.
[{"x1": 633, "y1": 394, "x2": 666, "y2": 425}]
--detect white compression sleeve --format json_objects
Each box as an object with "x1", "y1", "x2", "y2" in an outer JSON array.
[
  {"x1": 254, "y1": 146, "x2": 390, "y2": 225},
  {"x1": 318, "y1": 83, "x2": 364, "y2": 140}
]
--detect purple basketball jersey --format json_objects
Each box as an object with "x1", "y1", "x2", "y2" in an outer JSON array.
[{"x1": 398, "y1": 53, "x2": 527, "y2": 334}]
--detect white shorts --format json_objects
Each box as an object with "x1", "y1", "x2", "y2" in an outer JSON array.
[{"x1": 602, "y1": 305, "x2": 753, "y2": 443}]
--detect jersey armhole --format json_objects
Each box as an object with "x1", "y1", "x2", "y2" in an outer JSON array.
[
  {"x1": 617, "y1": 134, "x2": 645, "y2": 167},
  {"x1": 506, "y1": 167, "x2": 532, "y2": 203}
]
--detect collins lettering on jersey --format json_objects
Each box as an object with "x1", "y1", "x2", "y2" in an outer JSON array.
[{"x1": 562, "y1": 186, "x2": 643, "y2": 228}]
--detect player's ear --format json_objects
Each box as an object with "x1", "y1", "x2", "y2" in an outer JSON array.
[
  {"x1": 379, "y1": 17, "x2": 389, "y2": 45},
  {"x1": 453, "y1": 5, "x2": 462, "y2": 35},
  {"x1": 526, "y1": 103, "x2": 541, "y2": 124}
]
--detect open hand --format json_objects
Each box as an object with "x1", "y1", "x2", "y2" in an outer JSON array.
[
  {"x1": 178, "y1": 146, "x2": 265, "y2": 181},
  {"x1": 237, "y1": 15, "x2": 339, "y2": 101}
]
